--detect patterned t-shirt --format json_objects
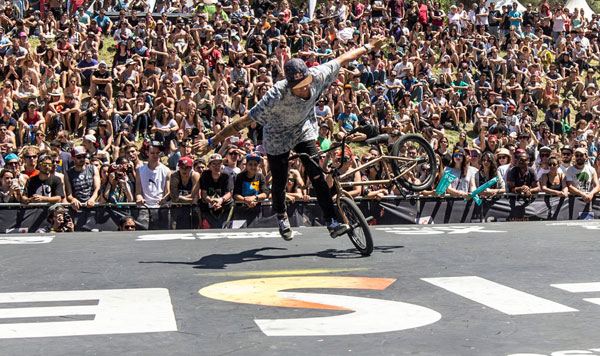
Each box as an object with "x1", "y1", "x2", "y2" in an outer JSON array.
[{"x1": 248, "y1": 60, "x2": 341, "y2": 155}]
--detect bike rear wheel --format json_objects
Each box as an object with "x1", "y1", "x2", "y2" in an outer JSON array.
[
  {"x1": 339, "y1": 197, "x2": 373, "y2": 256},
  {"x1": 390, "y1": 134, "x2": 437, "y2": 192}
]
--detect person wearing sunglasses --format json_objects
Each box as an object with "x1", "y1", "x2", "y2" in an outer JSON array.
[
  {"x1": 118, "y1": 215, "x2": 137, "y2": 231},
  {"x1": 445, "y1": 147, "x2": 476, "y2": 199},
  {"x1": 476, "y1": 151, "x2": 506, "y2": 198},
  {"x1": 541, "y1": 155, "x2": 568, "y2": 198},
  {"x1": 534, "y1": 146, "x2": 553, "y2": 180},
  {"x1": 21, "y1": 154, "x2": 64, "y2": 204},
  {"x1": 566, "y1": 147, "x2": 600, "y2": 203},
  {"x1": 65, "y1": 146, "x2": 101, "y2": 210},
  {"x1": 506, "y1": 151, "x2": 540, "y2": 198}
]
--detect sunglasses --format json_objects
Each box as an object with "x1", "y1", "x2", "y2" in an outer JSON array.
[
  {"x1": 5, "y1": 162, "x2": 17, "y2": 166},
  {"x1": 471, "y1": 154, "x2": 479, "y2": 158},
  {"x1": 540, "y1": 153, "x2": 550, "y2": 157},
  {"x1": 74, "y1": 154, "x2": 86, "y2": 159},
  {"x1": 561, "y1": 152, "x2": 572, "y2": 156},
  {"x1": 25, "y1": 155, "x2": 37, "y2": 159},
  {"x1": 518, "y1": 158, "x2": 528, "y2": 162},
  {"x1": 549, "y1": 163, "x2": 558, "y2": 167},
  {"x1": 122, "y1": 224, "x2": 136, "y2": 230},
  {"x1": 453, "y1": 153, "x2": 465, "y2": 158},
  {"x1": 288, "y1": 178, "x2": 295, "y2": 182},
  {"x1": 575, "y1": 154, "x2": 585, "y2": 158},
  {"x1": 498, "y1": 155, "x2": 509, "y2": 160},
  {"x1": 39, "y1": 162, "x2": 52, "y2": 167}
]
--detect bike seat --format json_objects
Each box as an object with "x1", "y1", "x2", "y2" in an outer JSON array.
[{"x1": 365, "y1": 134, "x2": 389, "y2": 145}]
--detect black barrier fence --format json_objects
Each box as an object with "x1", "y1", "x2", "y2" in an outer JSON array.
[{"x1": 2, "y1": 194, "x2": 600, "y2": 233}]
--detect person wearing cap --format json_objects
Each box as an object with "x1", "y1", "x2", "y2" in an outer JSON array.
[
  {"x1": 169, "y1": 156, "x2": 200, "y2": 203},
  {"x1": 65, "y1": 146, "x2": 100, "y2": 210},
  {"x1": 566, "y1": 147, "x2": 600, "y2": 202},
  {"x1": 199, "y1": 153, "x2": 233, "y2": 225},
  {"x1": 90, "y1": 60, "x2": 113, "y2": 99},
  {"x1": 233, "y1": 152, "x2": 268, "y2": 209},
  {"x1": 135, "y1": 143, "x2": 170, "y2": 208},
  {"x1": 198, "y1": 34, "x2": 386, "y2": 239}
]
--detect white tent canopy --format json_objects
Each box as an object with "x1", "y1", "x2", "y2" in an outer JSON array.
[
  {"x1": 564, "y1": 0, "x2": 595, "y2": 20},
  {"x1": 485, "y1": 0, "x2": 526, "y2": 12}
]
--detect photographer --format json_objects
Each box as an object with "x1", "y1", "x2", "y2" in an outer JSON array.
[
  {"x1": 98, "y1": 163, "x2": 134, "y2": 204},
  {"x1": 37, "y1": 205, "x2": 75, "y2": 233}
]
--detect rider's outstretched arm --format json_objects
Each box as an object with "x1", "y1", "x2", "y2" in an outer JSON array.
[
  {"x1": 334, "y1": 36, "x2": 386, "y2": 68},
  {"x1": 195, "y1": 115, "x2": 254, "y2": 154},
  {"x1": 213, "y1": 115, "x2": 253, "y2": 145}
]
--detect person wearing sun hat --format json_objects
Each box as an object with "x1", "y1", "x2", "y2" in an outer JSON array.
[{"x1": 197, "y1": 33, "x2": 386, "y2": 240}]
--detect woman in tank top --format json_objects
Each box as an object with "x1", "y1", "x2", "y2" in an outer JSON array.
[{"x1": 541, "y1": 155, "x2": 568, "y2": 197}]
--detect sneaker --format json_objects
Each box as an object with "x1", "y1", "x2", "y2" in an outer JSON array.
[
  {"x1": 327, "y1": 219, "x2": 350, "y2": 239},
  {"x1": 278, "y1": 215, "x2": 293, "y2": 241}
]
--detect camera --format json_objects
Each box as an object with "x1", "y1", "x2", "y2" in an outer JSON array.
[
  {"x1": 63, "y1": 213, "x2": 71, "y2": 224},
  {"x1": 116, "y1": 171, "x2": 125, "y2": 180},
  {"x1": 190, "y1": 127, "x2": 200, "y2": 140}
]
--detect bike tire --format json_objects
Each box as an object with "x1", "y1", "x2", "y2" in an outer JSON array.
[
  {"x1": 339, "y1": 197, "x2": 373, "y2": 256},
  {"x1": 390, "y1": 134, "x2": 437, "y2": 192}
]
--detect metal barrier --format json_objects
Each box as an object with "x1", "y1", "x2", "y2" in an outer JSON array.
[{"x1": 1, "y1": 193, "x2": 599, "y2": 233}]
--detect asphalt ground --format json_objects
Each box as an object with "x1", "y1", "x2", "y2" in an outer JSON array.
[{"x1": 1, "y1": 221, "x2": 600, "y2": 356}]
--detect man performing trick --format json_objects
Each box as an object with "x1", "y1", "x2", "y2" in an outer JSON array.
[{"x1": 198, "y1": 36, "x2": 386, "y2": 240}]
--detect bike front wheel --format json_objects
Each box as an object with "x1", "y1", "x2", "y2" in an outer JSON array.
[
  {"x1": 390, "y1": 134, "x2": 437, "y2": 192},
  {"x1": 339, "y1": 197, "x2": 373, "y2": 256}
]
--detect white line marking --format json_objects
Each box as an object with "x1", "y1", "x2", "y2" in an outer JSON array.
[
  {"x1": 136, "y1": 231, "x2": 301, "y2": 241},
  {"x1": 0, "y1": 235, "x2": 54, "y2": 244},
  {"x1": 0, "y1": 288, "x2": 177, "y2": 339},
  {"x1": 422, "y1": 276, "x2": 577, "y2": 315},
  {"x1": 255, "y1": 291, "x2": 441, "y2": 336},
  {"x1": 552, "y1": 282, "x2": 600, "y2": 293}
]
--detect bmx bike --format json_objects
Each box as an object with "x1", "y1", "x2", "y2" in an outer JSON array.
[{"x1": 290, "y1": 126, "x2": 437, "y2": 256}]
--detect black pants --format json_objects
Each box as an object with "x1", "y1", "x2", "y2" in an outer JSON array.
[{"x1": 267, "y1": 140, "x2": 336, "y2": 221}]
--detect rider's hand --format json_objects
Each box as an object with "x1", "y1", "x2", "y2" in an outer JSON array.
[
  {"x1": 193, "y1": 140, "x2": 212, "y2": 156},
  {"x1": 368, "y1": 35, "x2": 386, "y2": 52}
]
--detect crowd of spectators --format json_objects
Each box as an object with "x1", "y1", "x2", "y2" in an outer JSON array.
[{"x1": 0, "y1": 0, "x2": 599, "y2": 228}]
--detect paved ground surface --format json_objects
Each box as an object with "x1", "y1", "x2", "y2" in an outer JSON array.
[{"x1": 1, "y1": 221, "x2": 600, "y2": 356}]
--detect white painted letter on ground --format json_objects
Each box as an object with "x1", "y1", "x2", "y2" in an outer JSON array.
[{"x1": 0, "y1": 288, "x2": 177, "y2": 339}]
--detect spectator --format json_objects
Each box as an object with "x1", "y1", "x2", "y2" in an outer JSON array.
[
  {"x1": 21, "y1": 154, "x2": 64, "y2": 204},
  {"x1": 541, "y1": 155, "x2": 569, "y2": 198},
  {"x1": 445, "y1": 147, "x2": 476, "y2": 198},
  {"x1": 506, "y1": 150, "x2": 540, "y2": 198},
  {"x1": 0, "y1": 168, "x2": 21, "y2": 203},
  {"x1": 566, "y1": 147, "x2": 600, "y2": 203},
  {"x1": 135, "y1": 144, "x2": 170, "y2": 207},
  {"x1": 233, "y1": 152, "x2": 269, "y2": 208},
  {"x1": 65, "y1": 146, "x2": 100, "y2": 210},
  {"x1": 169, "y1": 156, "x2": 200, "y2": 203},
  {"x1": 21, "y1": 146, "x2": 40, "y2": 178},
  {"x1": 98, "y1": 163, "x2": 134, "y2": 204},
  {"x1": 199, "y1": 153, "x2": 233, "y2": 227}
]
